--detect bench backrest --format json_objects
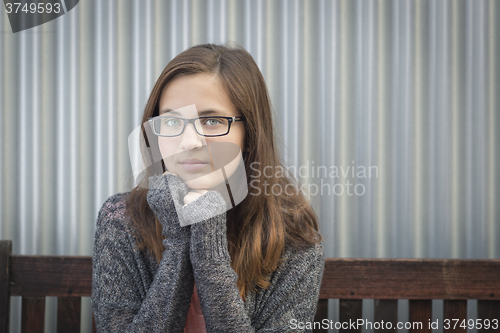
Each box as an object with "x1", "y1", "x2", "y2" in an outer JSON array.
[
  {"x1": 314, "y1": 258, "x2": 500, "y2": 332},
  {"x1": 0, "y1": 240, "x2": 94, "y2": 333},
  {"x1": 1, "y1": 240, "x2": 499, "y2": 333}
]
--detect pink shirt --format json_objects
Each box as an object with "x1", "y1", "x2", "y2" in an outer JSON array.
[{"x1": 183, "y1": 283, "x2": 207, "y2": 333}]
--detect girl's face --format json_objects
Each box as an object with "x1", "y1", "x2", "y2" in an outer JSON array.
[{"x1": 157, "y1": 73, "x2": 246, "y2": 189}]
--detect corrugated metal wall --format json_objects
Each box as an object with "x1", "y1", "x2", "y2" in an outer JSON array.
[{"x1": 1, "y1": 0, "x2": 498, "y2": 332}]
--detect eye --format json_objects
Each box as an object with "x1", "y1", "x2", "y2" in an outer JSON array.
[
  {"x1": 163, "y1": 118, "x2": 182, "y2": 127},
  {"x1": 202, "y1": 117, "x2": 225, "y2": 126}
]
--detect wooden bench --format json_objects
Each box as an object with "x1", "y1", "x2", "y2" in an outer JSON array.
[
  {"x1": 1, "y1": 239, "x2": 499, "y2": 332},
  {"x1": 314, "y1": 259, "x2": 500, "y2": 332}
]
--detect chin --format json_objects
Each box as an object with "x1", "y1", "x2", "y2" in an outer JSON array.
[
  {"x1": 184, "y1": 180, "x2": 207, "y2": 189},
  {"x1": 184, "y1": 178, "x2": 221, "y2": 190},
  {"x1": 168, "y1": 164, "x2": 227, "y2": 190},
  {"x1": 183, "y1": 170, "x2": 226, "y2": 189}
]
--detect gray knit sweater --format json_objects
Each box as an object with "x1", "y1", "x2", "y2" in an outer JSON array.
[{"x1": 91, "y1": 174, "x2": 325, "y2": 332}]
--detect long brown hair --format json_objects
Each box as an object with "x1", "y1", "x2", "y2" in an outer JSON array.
[{"x1": 126, "y1": 43, "x2": 322, "y2": 299}]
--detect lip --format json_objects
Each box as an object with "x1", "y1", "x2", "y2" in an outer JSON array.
[{"x1": 179, "y1": 158, "x2": 210, "y2": 171}]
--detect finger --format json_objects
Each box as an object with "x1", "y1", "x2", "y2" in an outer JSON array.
[
  {"x1": 190, "y1": 189, "x2": 208, "y2": 195},
  {"x1": 183, "y1": 192, "x2": 203, "y2": 206}
]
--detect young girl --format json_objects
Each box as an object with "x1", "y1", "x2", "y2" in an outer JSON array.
[{"x1": 91, "y1": 43, "x2": 324, "y2": 332}]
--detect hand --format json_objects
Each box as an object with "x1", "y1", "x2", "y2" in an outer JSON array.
[
  {"x1": 182, "y1": 189, "x2": 208, "y2": 206},
  {"x1": 146, "y1": 172, "x2": 190, "y2": 240},
  {"x1": 177, "y1": 189, "x2": 227, "y2": 227}
]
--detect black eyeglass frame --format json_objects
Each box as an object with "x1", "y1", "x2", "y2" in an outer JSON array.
[{"x1": 148, "y1": 115, "x2": 245, "y2": 137}]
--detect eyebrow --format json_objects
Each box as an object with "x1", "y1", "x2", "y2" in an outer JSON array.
[{"x1": 159, "y1": 108, "x2": 226, "y2": 116}]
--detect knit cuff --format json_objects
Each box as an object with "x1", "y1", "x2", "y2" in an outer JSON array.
[
  {"x1": 147, "y1": 173, "x2": 189, "y2": 210},
  {"x1": 162, "y1": 235, "x2": 191, "y2": 253},
  {"x1": 147, "y1": 173, "x2": 191, "y2": 240},
  {"x1": 178, "y1": 190, "x2": 228, "y2": 227},
  {"x1": 190, "y1": 211, "x2": 231, "y2": 264}
]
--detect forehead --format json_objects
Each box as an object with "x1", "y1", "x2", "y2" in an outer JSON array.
[{"x1": 159, "y1": 73, "x2": 237, "y2": 115}]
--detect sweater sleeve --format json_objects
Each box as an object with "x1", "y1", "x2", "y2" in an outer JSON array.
[
  {"x1": 91, "y1": 193, "x2": 194, "y2": 333},
  {"x1": 186, "y1": 191, "x2": 325, "y2": 333},
  {"x1": 251, "y1": 242, "x2": 325, "y2": 332}
]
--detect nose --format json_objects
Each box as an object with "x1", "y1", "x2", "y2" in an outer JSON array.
[{"x1": 179, "y1": 123, "x2": 204, "y2": 150}]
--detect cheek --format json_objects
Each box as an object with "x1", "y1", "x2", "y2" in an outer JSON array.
[
  {"x1": 236, "y1": 128, "x2": 246, "y2": 152},
  {"x1": 158, "y1": 138, "x2": 177, "y2": 165},
  {"x1": 225, "y1": 126, "x2": 246, "y2": 152}
]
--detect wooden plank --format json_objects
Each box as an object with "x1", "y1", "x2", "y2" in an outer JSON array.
[
  {"x1": 10, "y1": 256, "x2": 500, "y2": 300},
  {"x1": 313, "y1": 299, "x2": 328, "y2": 333},
  {"x1": 0, "y1": 240, "x2": 12, "y2": 333},
  {"x1": 21, "y1": 297, "x2": 45, "y2": 333},
  {"x1": 92, "y1": 314, "x2": 97, "y2": 333},
  {"x1": 339, "y1": 299, "x2": 362, "y2": 332},
  {"x1": 10, "y1": 256, "x2": 92, "y2": 297},
  {"x1": 409, "y1": 300, "x2": 431, "y2": 333},
  {"x1": 477, "y1": 300, "x2": 500, "y2": 333},
  {"x1": 57, "y1": 297, "x2": 81, "y2": 333},
  {"x1": 374, "y1": 300, "x2": 397, "y2": 332},
  {"x1": 443, "y1": 300, "x2": 466, "y2": 332},
  {"x1": 320, "y1": 259, "x2": 500, "y2": 299}
]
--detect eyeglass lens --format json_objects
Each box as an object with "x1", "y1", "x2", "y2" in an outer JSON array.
[{"x1": 153, "y1": 116, "x2": 230, "y2": 136}]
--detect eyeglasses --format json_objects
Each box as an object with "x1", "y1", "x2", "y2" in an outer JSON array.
[{"x1": 148, "y1": 115, "x2": 245, "y2": 137}]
